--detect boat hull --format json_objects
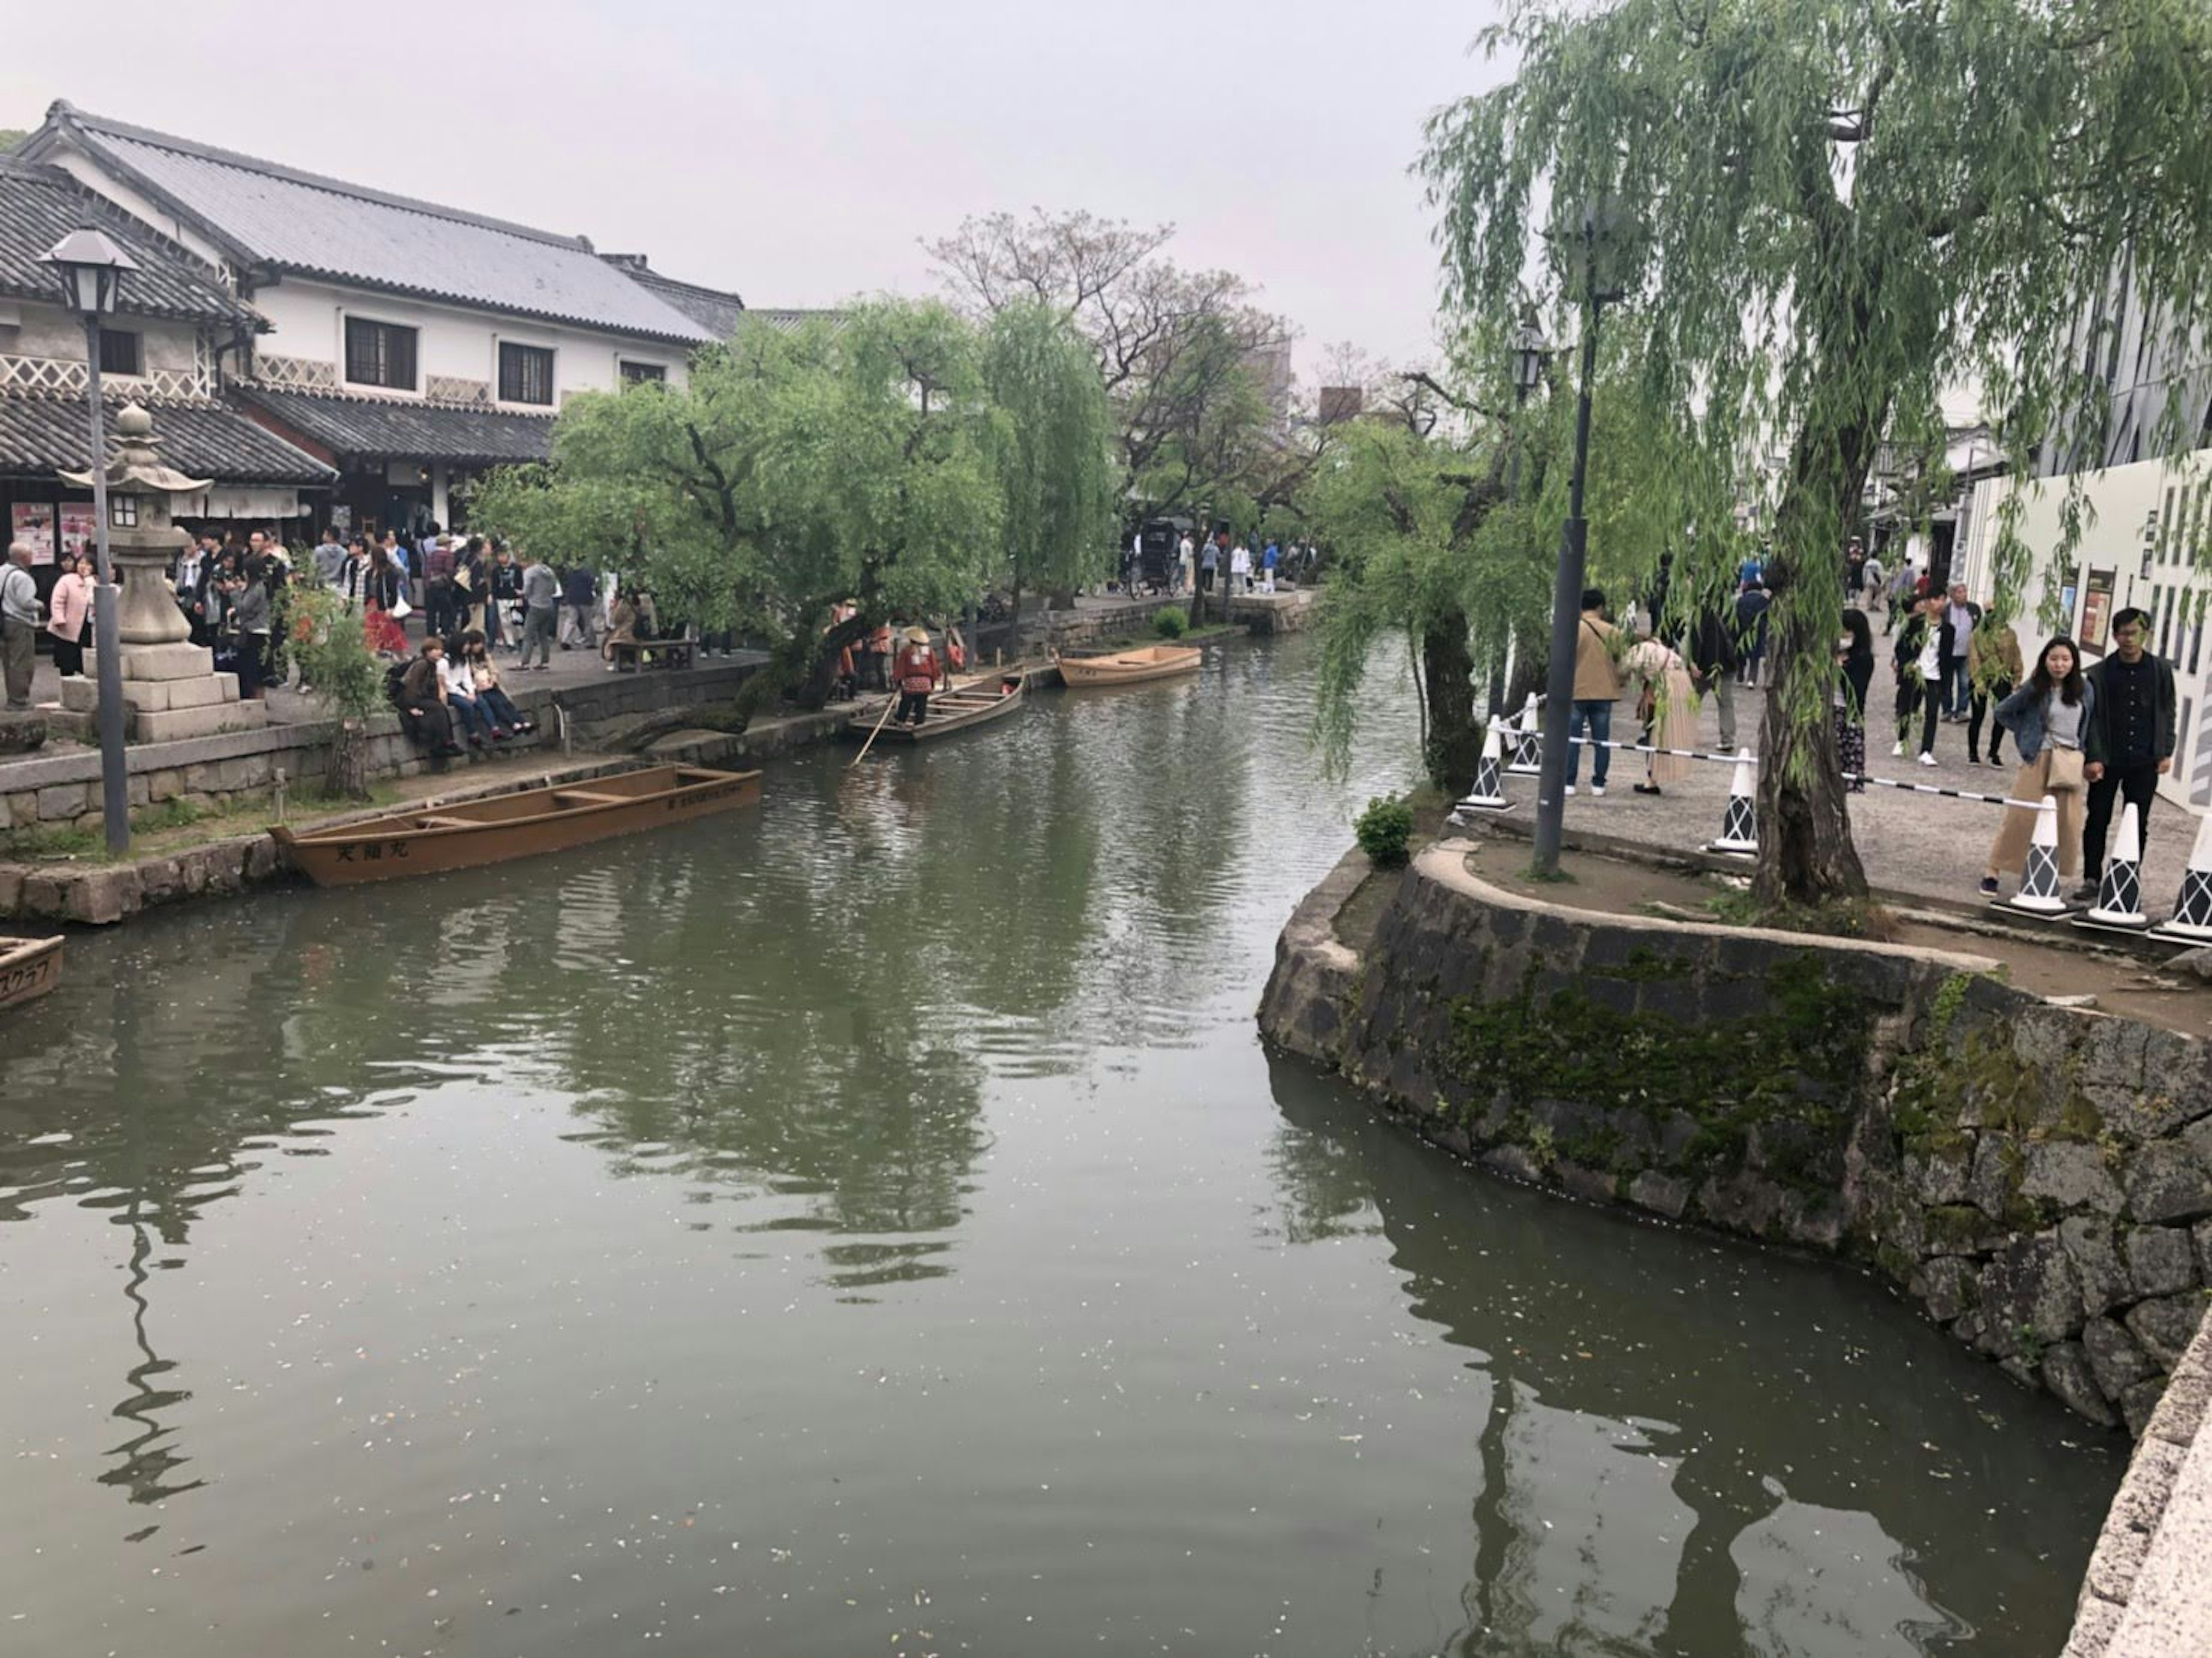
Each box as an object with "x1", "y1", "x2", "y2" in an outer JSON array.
[
  {"x1": 846, "y1": 673, "x2": 1028, "y2": 743},
  {"x1": 0, "y1": 935, "x2": 63, "y2": 1011},
  {"x1": 1056, "y1": 646, "x2": 1202, "y2": 687},
  {"x1": 271, "y1": 765, "x2": 761, "y2": 887}
]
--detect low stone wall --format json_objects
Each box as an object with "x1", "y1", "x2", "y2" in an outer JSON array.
[
  {"x1": 0, "y1": 661, "x2": 762, "y2": 833},
  {"x1": 1262, "y1": 839, "x2": 2212, "y2": 1432},
  {"x1": 0, "y1": 756, "x2": 658, "y2": 925}
]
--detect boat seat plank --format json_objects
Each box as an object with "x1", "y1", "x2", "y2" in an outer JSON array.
[
  {"x1": 411, "y1": 815, "x2": 479, "y2": 830},
  {"x1": 551, "y1": 790, "x2": 631, "y2": 807}
]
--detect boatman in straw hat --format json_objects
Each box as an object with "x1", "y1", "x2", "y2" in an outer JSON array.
[{"x1": 893, "y1": 625, "x2": 944, "y2": 728}]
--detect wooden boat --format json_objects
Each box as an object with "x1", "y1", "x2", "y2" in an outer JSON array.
[
  {"x1": 846, "y1": 670, "x2": 1028, "y2": 744},
  {"x1": 270, "y1": 765, "x2": 762, "y2": 887},
  {"x1": 1055, "y1": 644, "x2": 1202, "y2": 687},
  {"x1": 0, "y1": 934, "x2": 63, "y2": 1011}
]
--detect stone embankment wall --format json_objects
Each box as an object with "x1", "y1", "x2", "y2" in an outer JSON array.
[
  {"x1": 1260, "y1": 840, "x2": 2212, "y2": 1432},
  {"x1": 0, "y1": 661, "x2": 763, "y2": 834}
]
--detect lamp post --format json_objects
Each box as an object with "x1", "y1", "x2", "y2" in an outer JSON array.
[
  {"x1": 1491, "y1": 312, "x2": 1551, "y2": 718},
  {"x1": 1531, "y1": 204, "x2": 1627, "y2": 879},
  {"x1": 45, "y1": 227, "x2": 139, "y2": 858}
]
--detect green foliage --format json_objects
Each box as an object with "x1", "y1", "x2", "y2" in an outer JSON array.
[
  {"x1": 278, "y1": 583, "x2": 384, "y2": 723},
  {"x1": 1302, "y1": 413, "x2": 1547, "y2": 776},
  {"x1": 1353, "y1": 794, "x2": 1416, "y2": 866},
  {"x1": 1423, "y1": 0, "x2": 2212, "y2": 904},
  {"x1": 472, "y1": 300, "x2": 1005, "y2": 701},
  {"x1": 1153, "y1": 605, "x2": 1189, "y2": 639},
  {"x1": 981, "y1": 299, "x2": 1118, "y2": 602}
]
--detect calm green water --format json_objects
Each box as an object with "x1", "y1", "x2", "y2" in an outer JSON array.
[{"x1": 1, "y1": 635, "x2": 2118, "y2": 1657}]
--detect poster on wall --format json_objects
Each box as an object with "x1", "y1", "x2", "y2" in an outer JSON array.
[
  {"x1": 58, "y1": 505, "x2": 97, "y2": 567},
  {"x1": 9, "y1": 503, "x2": 54, "y2": 566},
  {"x1": 2081, "y1": 568, "x2": 2116, "y2": 652}
]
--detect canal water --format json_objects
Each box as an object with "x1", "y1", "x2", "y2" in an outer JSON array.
[{"x1": 1, "y1": 635, "x2": 2119, "y2": 1656}]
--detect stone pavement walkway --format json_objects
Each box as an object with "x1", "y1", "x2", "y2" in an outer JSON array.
[{"x1": 1484, "y1": 686, "x2": 2201, "y2": 917}]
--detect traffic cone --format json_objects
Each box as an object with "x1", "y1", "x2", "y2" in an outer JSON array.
[
  {"x1": 2005, "y1": 795, "x2": 2070, "y2": 917},
  {"x1": 2080, "y1": 802, "x2": 2150, "y2": 930},
  {"x1": 1506, "y1": 694, "x2": 1543, "y2": 775},
  {"x1": 1453, "y1": 722, "x2": 1509, "y2": 815},
  {"x1": 2149, "y1": 810, "x2": 2212, "y2": 944},
  {"x1": 1703, "y1": 750, "x2": 1758, "y2": 856}
]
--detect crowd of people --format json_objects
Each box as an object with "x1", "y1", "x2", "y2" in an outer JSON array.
[
  {"x1": 1112, "y1": 529, "x2": 1315, "y2": 600},
  {"x1": 1560, "y1": 536, "x2": 2180, "y2": 909}
]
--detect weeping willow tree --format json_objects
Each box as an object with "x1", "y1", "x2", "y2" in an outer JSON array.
[
  {"x1": 1304, "y1": 392, "x2": 1548, "y2": 789},
  {"x1": 980, "y1": 300, "x2": 1119, "y2": 615},
  {"x1": 1425, "y1": 0, "x2": 2212, "y2": 908},
  {"x1": 1306, "y1": 335, "x2": 1725, "y2": 791}
]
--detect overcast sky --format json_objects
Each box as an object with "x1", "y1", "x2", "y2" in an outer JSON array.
[{"x1": 2, "y1": 0, "x2": 1506, "y2": 381}]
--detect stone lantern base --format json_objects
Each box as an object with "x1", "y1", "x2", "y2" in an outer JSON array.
[{"x1": 67, "y1": 642, "x2": 268, "y2": 741}]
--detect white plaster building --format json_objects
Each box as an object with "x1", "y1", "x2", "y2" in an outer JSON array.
[
  {"x1": 0, "y1": 154, "x2": 332, "y2": 608},
  {"x1": 1958, "y1": 450, "x2": 2212, "y2": 810},
  {"x1": 20, "y1": 102, "x2": 733, "y2": 538}
]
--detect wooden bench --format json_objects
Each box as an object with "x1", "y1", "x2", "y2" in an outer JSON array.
[{"x1": 607, "y1": 638, "x2": 696, "y2": 673}]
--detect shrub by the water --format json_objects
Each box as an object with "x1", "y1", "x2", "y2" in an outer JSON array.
[
  {"x1": 1153, "y1": 605, "x2": 1189, "y2": 640},
  {"x1": 1354, "y1": 795, "x2": 1415, "y2": 866}
]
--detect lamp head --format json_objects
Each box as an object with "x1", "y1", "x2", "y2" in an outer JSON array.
[
  {"x1": 44, "y1": 226, "x2": 139, "y2": 317},
  {"x1": 1511, "y1": 313, "x2": 1550, "y2": 394}
]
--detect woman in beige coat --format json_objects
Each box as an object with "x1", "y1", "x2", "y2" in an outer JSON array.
[{"x1": 1623, "y1": 636, "x2": 1700, "y2": 793}]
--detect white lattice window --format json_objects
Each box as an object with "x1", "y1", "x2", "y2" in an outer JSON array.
[
  {"x1": 252, "y1": 353, "x2": 339, "y2": 392},
  {"x1": 427, "y1": 375, "x2": 491, "y2": 405}
]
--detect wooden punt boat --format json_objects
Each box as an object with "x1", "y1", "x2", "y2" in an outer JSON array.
[
  {"x1": 269, "y1": 765, "x2": 762, "y2": 887},
  {"x1": 0, "y1": 934, "x2": 64, "y2": 1011},
  {"x1": 846, "y1": 670, "x2": 1028, "y2": 744},
  {"x1": 1054, "y1": 644, "x2": 1202, "y2": 687}
]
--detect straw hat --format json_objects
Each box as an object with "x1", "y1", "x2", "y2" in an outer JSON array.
[{"x1": 906, "y1": 627, "x2": 930, "y2": 643}]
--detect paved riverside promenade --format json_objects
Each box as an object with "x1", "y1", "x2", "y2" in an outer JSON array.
[
  {"x1": 1483, "y1": 686, "x2": 2202, "y2": 916},
  {"x1": 2067, "y1": 1312, "x2": 2212, "y2": 1657}
]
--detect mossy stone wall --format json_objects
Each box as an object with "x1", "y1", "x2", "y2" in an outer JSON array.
[{"x1": 1263, "y1": 845, "x2": 2212, "y2": 1433}]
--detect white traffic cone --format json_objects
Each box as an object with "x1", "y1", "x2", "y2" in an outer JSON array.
[
  {"x1": 1506, "y1": 694, "x2": 1543, "y2": 775},
  {"x1": 1454, "y1": 722, "x2": 1509, "y2": 815},
  {"x1": 2150, "y1": 810, "x2": 2212, "y2": 944},
  {"x1": 2081, "y1": 802, "x2": 2150, "y2": 930},
  {"x1": 2005, "y1": 795, "x2": 2070, "y2": 917},
  {"x1": 1704, "y1": 750, "x2": 1758, "y2": 856}
]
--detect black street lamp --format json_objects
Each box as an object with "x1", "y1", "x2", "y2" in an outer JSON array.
[
  {"x1": 1490, "y1": 312, "x2": 1551, "y2": 720},
  {"x1": 44, "y1": 227, "x2": 138, "y2": 857},
  {"x1": 1531, "y1": 203, "x2": 1628, "y2": 879}
]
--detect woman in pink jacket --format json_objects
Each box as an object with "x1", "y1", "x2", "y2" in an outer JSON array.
[{"x1": 47, "y1": 553, "x2": 93, "y2": 678}]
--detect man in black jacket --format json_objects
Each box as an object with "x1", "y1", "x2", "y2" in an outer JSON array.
[
  {"x1": 2078, "y1": 607, "x2": 2177, "y2": 900},
  {"x1": 1688, "y1": 604, "x2": 1743, "y2": 750}
]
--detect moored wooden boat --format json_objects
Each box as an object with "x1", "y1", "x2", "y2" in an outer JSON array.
[
  {"x1": 846, "y1": 670, "x2": 1028, "y2": 744},
  {"x1": 1054, "y1": 644, "x2": 1202, "y2": 687},
  {"x1": 269, "y1": 765, "x2": 762, "y2": 887},
  {"x1": 0, "y1": 934, "x2": 64, "y2": 1010}
]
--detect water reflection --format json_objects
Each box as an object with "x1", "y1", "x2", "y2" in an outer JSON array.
[
  {"x1": 0, "y1": 636, "x2": 2118, "y2": 1656},
  {"x1": 1264, "y1": 1047, "x2": 2104, "y2": 1654}
]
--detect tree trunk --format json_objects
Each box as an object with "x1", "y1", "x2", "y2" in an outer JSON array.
[
  {"x1": 794, "y1": 612, "x2": 873, "y2": 712},
  {"x1": 330, "y1": 719, "x2": 370, "y2": 800},
  {"x1": 1421, "y1": 609, "x2": 1480, "y2": 792},
  {"x1": 1752, "y1": 403, "x2": 1883, "y2": 909}
]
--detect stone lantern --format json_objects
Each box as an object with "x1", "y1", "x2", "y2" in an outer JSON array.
[{"x1": 62, "y1": 403, "x2": 268, "y2": 739}]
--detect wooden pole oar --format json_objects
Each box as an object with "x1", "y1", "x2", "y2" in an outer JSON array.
[{"x1": 848, "y1": 687, "x2": 902, "y2": 767}]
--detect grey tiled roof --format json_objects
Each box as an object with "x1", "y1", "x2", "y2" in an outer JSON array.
[
  {"x1": 0, "y1": 392, "x2": 334, "y2": 483},
  {"x1": 35, "y1": 104, "x2": 714, "y2": 347},
  {"x1": 0, "y1": 156, "x2": 258, "y2": 327},
  {"x1": 600, "y1": 256, "x2": 746, "y2": 341},
  {"x1": 744, "y1": 309, "x2": 847, "y2": 334},
  {"x1": 233, "y1": 385, "x2": 554, "y2": 466}
]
